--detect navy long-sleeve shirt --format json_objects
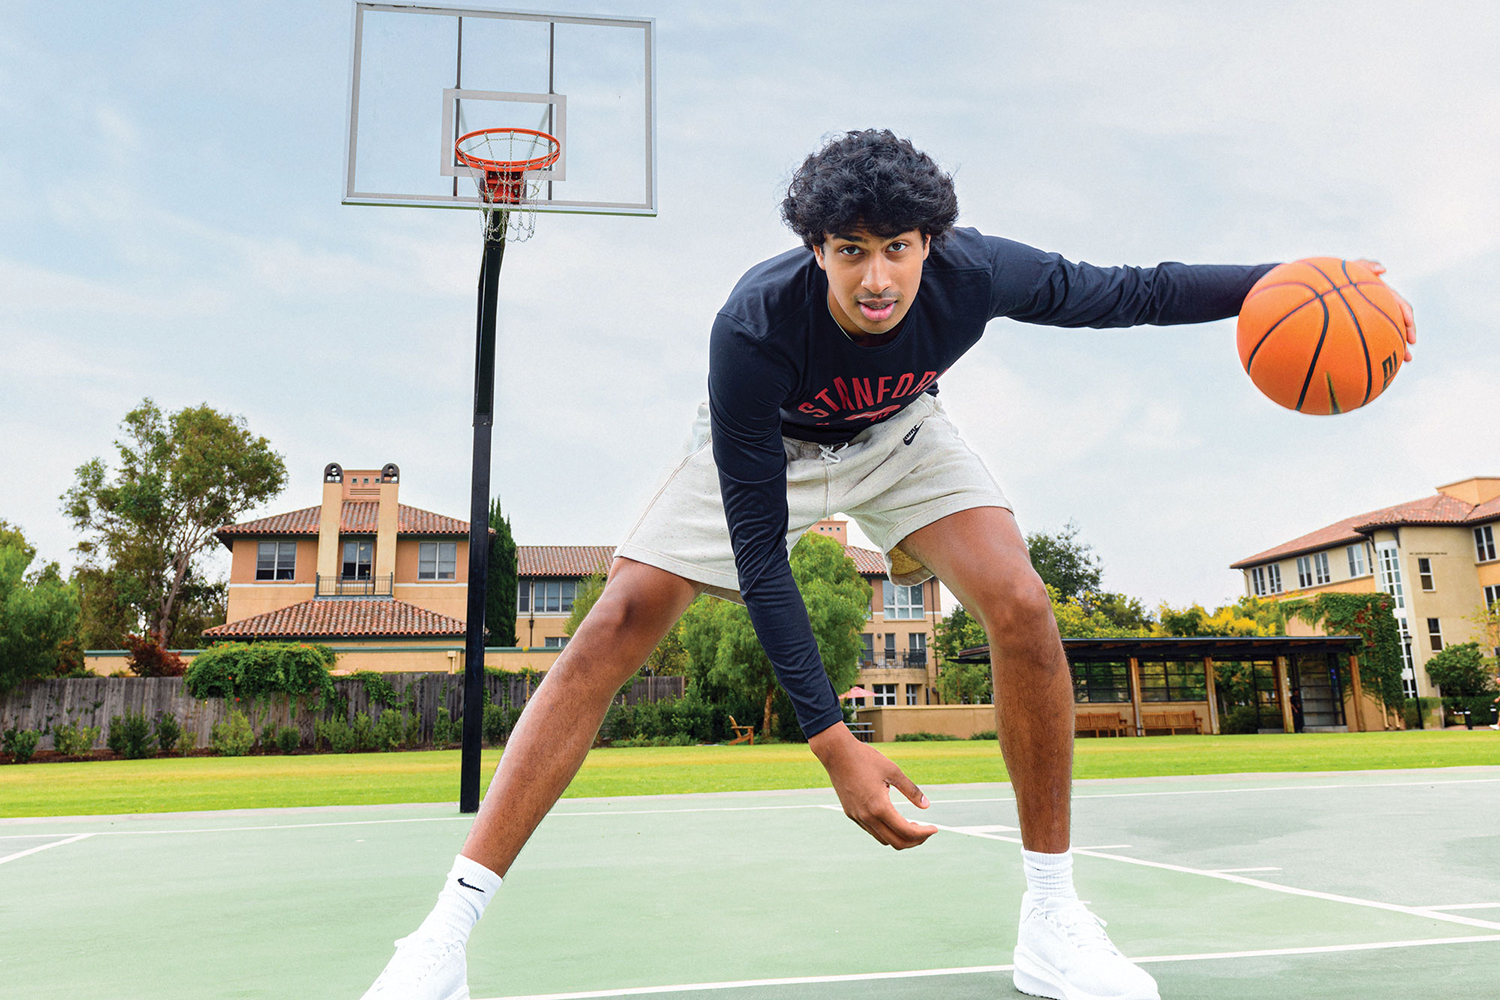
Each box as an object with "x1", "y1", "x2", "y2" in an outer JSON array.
[{"x1": 707, "y1": 227, "x2": 1273, "y2": 738}]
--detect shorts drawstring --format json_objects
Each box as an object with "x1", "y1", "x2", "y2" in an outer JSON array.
[{"x1": 818, "y1": 443, "x2": 848, "y2": 464}]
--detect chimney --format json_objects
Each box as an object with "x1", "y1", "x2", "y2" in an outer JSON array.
[
  {"x1": 317, "y1": 463, "x2": 344, "y2": 584},
  {"x1": 811, "y1": 518, "x2": 848, "y2": 546},
  {"x1": 1436, "y1": 477, "x2": 1500, "y2": 506},
  {"x1": 374, "y1": 463, "x2": 400, "y2": 584}
]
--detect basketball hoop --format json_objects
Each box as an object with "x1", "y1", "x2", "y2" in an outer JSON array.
[{"x1": 454, "y1": 127, "x2": 561, "y2": 242}]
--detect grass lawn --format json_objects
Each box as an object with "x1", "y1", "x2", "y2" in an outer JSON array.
[{"x1": 2, "y1": 730, "x2": 1497, "y2": 818}]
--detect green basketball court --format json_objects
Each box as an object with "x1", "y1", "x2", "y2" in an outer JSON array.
[{"x1": 3, "y1": 766, "x2": 1497, "y2": 999}]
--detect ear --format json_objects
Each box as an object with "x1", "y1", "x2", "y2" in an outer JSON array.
[
  {"x1": 921, "y1": 234, "x2": 932, "y2": 260},
  {"x1": 812, "y1": 242, "x2": 827, "y2": 271}
]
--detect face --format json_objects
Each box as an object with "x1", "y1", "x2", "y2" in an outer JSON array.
[{"x1": 813, "y1": 229, "x2": 931, "y2": 338}]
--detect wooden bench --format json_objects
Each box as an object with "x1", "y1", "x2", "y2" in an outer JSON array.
[
  {"x1": 1075, "y1": 712, "x2": 1129, "y2": 737},
  {"x1": 727, "y1": 715, "x2": 755, "y2": 746},
  {"x1": 1140, "y1": 710, "x2": 1202, "y2": 734},
  {"x1": 847, "y1": 721, "x2": 875, "y2": 743}
]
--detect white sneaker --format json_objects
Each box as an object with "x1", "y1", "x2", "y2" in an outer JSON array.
[
  {"x1": 1013, "y1": 892, "x2": 1159, "y2": 1000},
  {"x1": 361, "y1": 932, "x2": 470, "y2": 1000}
]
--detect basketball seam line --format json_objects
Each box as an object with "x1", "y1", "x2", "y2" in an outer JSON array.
[
  {"x1": 1334, "y1": 259, "x2": 1374, "y2": 406},
  {"x1": 1347, "y1": 279, "x2": 1405, "y2": 389},
  {"x1": 1294, "y1": 292, "x2": 1331, "y2": 412},
  {"x1": 1245, "y1": 285, "x2": 1321, "y2": 372}
]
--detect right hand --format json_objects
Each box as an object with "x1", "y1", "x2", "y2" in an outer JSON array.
[{"x1": 808, "y1": 723, "x2": 938, "y2": 849}]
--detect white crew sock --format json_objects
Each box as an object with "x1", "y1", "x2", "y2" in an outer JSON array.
[
  {"x1": 1021, "y1": 848, "x2": 1077, "y2": 901},
  {"x1": 413, "y1": 854, "x2": 503, "y2": 943}
]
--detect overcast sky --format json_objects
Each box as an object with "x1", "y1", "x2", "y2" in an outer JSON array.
[{"x1": 2, "y1": 1, "x2": 1497, "y2": 612}]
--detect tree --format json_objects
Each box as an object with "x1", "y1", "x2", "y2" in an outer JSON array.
[
  {"x1": 0, "y1": 526, "x2": 79, "y2": 693},
  {"x1": 1155, "y1": 595, "x2": 1284, "y2": 638},
  {"x1": 1026, "y1": 521, "x2": 1103, "y2": 602},
  {"x1": 486, "y1": 498, "x2": 518, "y2": 646},
  {"x1": 1082, "y1": 591, "x2": 1154, "y2": 632},
  {"x1": 1424, "y1": 642, "x2": 1495, "y2": 697},
  {"x1": 62, "y1": 399, "x2": 286, "y2": 648},
  {"x1": 933, "y1": 604, "x2": 991, "y2": 704},
  {"x1": 680, "y1": 533, "x2": 870, "y2": 736}
]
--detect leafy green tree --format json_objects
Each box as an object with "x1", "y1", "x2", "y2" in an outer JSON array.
[
  {"x1": 933, "y1": 604, "x2": 993, "y2": 704},
  {"x1": 486, "y1": 498, "x2": 518, "y2": 646},
  {"x1": 62, "y1": 399, "x2": 286, "y2": 648},
  {"x1": 1026, "y1": 520, "x2": 1103, "y2": 602},
  {"x1": 680, "y1": 533, "x2": 869, "y2": 736},
  {"x1": 1425, "y1": 642, "x2": 1495, "y2": 697},
  {"x1": 0, "y1": 528, "x2": 80, "y2": 693},
  {"x1": 1082, "y1": 591, "x2": 1154, "y2": 631}
]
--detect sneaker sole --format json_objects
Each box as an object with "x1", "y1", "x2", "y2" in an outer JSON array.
[{"x1": 1013, "y1": 945, "x2": 1159, "y2": 1000}]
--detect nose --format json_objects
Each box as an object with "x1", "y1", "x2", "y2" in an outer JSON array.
[{"x1": 862, "y1": 254, "x2": 891, "y2": 295}]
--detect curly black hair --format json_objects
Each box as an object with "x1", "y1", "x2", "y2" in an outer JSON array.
[{"x1": 780, "y1": 129, "x2": 959, "y2": 250}]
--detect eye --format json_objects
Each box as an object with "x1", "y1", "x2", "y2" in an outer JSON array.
[
  {"x1": 887, "y1": 241, "x2": 908, "y2": 253},
  {"x1": 836, "y1": 245, "x2": 862, "y2": 256}
]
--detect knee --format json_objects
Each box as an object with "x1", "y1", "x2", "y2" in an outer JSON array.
[{"x1": 972, "y1": 570, "x2": 1055, "y2": 647}]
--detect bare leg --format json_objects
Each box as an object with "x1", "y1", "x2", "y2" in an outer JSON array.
[
  {"x1": 460, "y1": 557, "x2": 699, "y2": 875},
  {"x1": 897, "y1": 507, "x2": 1073, "y2": 853}
]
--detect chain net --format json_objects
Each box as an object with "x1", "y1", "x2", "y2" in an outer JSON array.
[{"x1": 454, "y1": 129, "x2": 560, "y2": 243}]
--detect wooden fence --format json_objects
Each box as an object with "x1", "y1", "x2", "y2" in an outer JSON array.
[{"x1": 0, "y1": 673, "x2": 685, "y2": 751}]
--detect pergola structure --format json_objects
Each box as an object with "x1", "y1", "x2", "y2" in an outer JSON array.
[{"x1": 950, "y1": 635, "x2": 1373, "y2": 735}]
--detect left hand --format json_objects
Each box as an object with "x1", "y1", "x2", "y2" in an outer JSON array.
[{"x1": 1353, "y1": 259, "x2": 1416, "y2": 362}]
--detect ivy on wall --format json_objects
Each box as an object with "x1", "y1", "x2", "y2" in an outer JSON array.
[{"x1": 1284, "y1": 593, "x2": 1405, "y2": 708}]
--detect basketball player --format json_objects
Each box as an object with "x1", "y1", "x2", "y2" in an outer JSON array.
[{"x1": 362, "y1": 129, "x2": 1415, "y2": 1000}]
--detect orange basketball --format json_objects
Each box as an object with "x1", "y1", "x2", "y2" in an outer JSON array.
[{"x1": 1236, "y1": 258, "x2": 1406, "y2": 414}]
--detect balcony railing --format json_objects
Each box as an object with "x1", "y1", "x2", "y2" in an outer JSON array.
[
  {"x1": 316, "y1": 573, "x2": 393, "y2": 597},
  {"x1": 860, "y1": 652, "x2": 929, "y2": 670}
]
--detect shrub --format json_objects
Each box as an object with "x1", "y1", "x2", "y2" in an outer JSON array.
[
  {"x1": 611, "y1": 734, "x2": 696, "y2": 748},
  {"x1": 1221, "y1": 705, "x2": 1260, "y2": 735},
  {"x1": 1425, "y1": 643, "x2": 1496, "y2": 697},
  {"x1": 482, "y1": 703, "x2": 523, "y2": 746},
  {"x1": 350, "y1": 713, "x2": 376, "y2": 751},
  {"x1": 1444, "y1": 695, "x2": 1499, "y2": 727},
  {"x1": 894, "y1": 731, "x2": 961, "y2": 742},
  {"x1": 600, "y1": 703, "x2": 636, "y2": 743},
  {"x1": 185, "y1": 642, "x2": 337, "y2": 705},
  {"x1": 316, "y1": 716, "x2": 361, "y2": 753},
  {"x1": 276, "y1": 725, "x2": 301, "y2": 754},
  {"x1": 970, "y1": 729, "x2": 998, "y2": 741},
  {"x1": 370, "y1": 710, "x2": 404, "y2": 751},
  {"x1": 432, "y1": 708, "x2": 458, "y2": 747},
  {"x1": 52, "y1": 722, "x2": 100, "y2": 756},
  {"x1": 210, "y1": 711, "x2": 255, "y2": 756},
  {"x1": 260, "y1": 723, "x2": 279, "y2": 750},
  {"x1": 668, "y1": 691, "x2": 716, "y2": 744},
  {"x1": 403, "y1": 713, "x2": 422, "y2": 748},
  {"x1": 107, "y1": 710, "x2": 156, "y2": 759},
  {"x1": 122, "y1": 633, "x2": 187, "y2": 677},
  {"x1": 3, "y1": 728, "x2": 40, "y2": 763},
  {"x1": 154, "y1": 712, "x2": 182, "y2": 754},
  {"x1": 178, "y1": 726, "x2": 197, "y2": 755}
]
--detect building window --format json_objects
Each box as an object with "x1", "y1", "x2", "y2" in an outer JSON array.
[
  {"x1": 907, "y1": 632, "x2": 927, "y2": 666},
  {"x1": 883, "y1": 581, "x2": 925, "y2": 619},
  {"x1": 884, "y1": 633, "x2": 897, "y2": 665},
  {"x1": 543, "y1": 635, "x2": 570, "y2": 649},
  {"x1": 859, "y1": 633, "x2": 874, "y2": 666},
  {"x1": 1417, "y1": 557, "x2": 1435, "y2": 592},
  {"x1": 518, "y1": 579, "x2": 578, "y2": 614},
  {"x1": 1476, "y1": 525, "x2": 1497, "y2": 563},
  {"x1": 1376, "y1": 542, "x2": 1405, "y2": 611},
  {"x1": 418, "y1": 542, "x2": 458, "y2": 580},
  {"x1": 342, "y1": 540, "x2": 373, "y2": 580},
  {"x1": 873, "y1": 683, "x2": 897, "y2": 707},
  {"x1": 255, "y1": 541, "x2": 296, "y2": 581},
  {"x1": 1347, "y1": 543, "x2": 1368, "y2": 578},
  {"x1": 905, "y1": 684, "x2": 921, "y2": 706},
  {"x1": 1427, "y1": 618, "x2": 1443, "y2": 652},
  {"x1": 1484, "y1": 584, "x2": 1500, "y2": 608},
  {"x1": 1071, "y1": 661, "x2": 1131, "y2": 703},
  {"x1": 1250, "y1": 563, "x2": 1284, "y2": 596},
  {"x1": 1296, "y1": 553, "x2": 1330, "y2": 589},
  {"x1": 1138, "y1": 661, "x2": 1208, "y2": 703}
]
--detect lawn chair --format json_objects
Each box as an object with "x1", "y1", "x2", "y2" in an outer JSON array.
[{"x1": 727, "y1": 715, "x2": 755, "y2": 746}]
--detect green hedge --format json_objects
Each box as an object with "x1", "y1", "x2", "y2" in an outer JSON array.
[{"x1": 184, "y1": 642, "x2": 337, "y2": 706}]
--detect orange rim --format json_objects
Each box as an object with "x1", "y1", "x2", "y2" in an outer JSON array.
[{"x1": 453, "y1": 127, "x2": 561, "y2": 174}]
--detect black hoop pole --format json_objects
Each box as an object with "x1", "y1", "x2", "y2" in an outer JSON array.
[{"x1": 460, "y1": 213, "x2": 507, "y2": 814}]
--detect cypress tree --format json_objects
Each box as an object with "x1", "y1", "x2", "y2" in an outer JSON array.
[{"x1": 486, "y1": 498, "x2": 519, "y2": 647}]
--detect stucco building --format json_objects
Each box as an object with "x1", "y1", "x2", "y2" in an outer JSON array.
[{"x1": 1230, "y1": 476, "x2": 1500, "y2": 700}]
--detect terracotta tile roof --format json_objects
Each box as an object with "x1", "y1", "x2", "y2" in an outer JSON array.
[
  {"x1": 217, "y1": 503, "x2": 470, "y2": 542},
  {"x1": 1232, "y1": 490, "x2": 1500, "y2": 569},
  {"x1": 519, "y1": 545, "x2": 616, "y2": 577},
  {"x1": 847, "y1": 545, "x2": 889, "y2": 575},
  {"x1": 204, "y1": 598, "x2": 465, "y2": 639}
]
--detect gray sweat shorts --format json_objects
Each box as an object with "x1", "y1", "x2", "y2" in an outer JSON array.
[{"x1": 614, "y1": 393, "x2": 1012, "y2": 603}]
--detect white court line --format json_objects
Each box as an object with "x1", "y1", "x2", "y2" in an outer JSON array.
[
  {"x1": 0, "y1": 833, "x2": 95, "y2": 866},
  {"x1": 1422, "y1": 903, "x2": 1500, "y2": 911},
  {"x1": 1210, "y1": 867, "x2": 1282, "y2": 874},
  {"x1": 471, "y1": 934, "x2": 1500, "y2": 1000},
  {"x1": 931, "y1": 775, "x2": 1500, "y2": 808},
  {"x1": 1075, "y1": 844, "x2": 1133, "y2": 851},
  {"x1": 929, "y1": 823, "x2": 1500, "y2": 933}
]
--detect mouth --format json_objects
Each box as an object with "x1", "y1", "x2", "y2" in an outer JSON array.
[{"x1": 857, "y1": 298, "x2": 896, "y2": 323}]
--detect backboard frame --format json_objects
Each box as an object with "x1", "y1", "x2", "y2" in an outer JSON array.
[{"x1": 343, "y1": 2, "x2": 656, "y2": 216}]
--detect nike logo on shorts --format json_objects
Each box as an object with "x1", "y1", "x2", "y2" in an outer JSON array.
[
  {"x1": 903, "y1": 422, "x2": 923, "y2": 445},
  {"x1": 457, "y1": 877, "x2": 485, "y2": 892}
]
